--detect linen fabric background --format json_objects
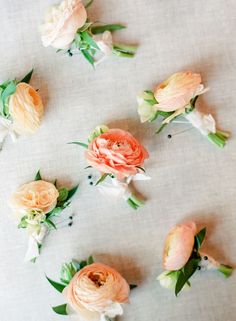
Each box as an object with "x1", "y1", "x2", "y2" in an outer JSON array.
[{"x1": 0, "y1": 0, "x2": 236, "y2": 320}]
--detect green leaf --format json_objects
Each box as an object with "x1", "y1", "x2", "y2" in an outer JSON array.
[
  {"x1": 88, "y1": 255, "x2": 94, "y2": 264},
  {"x1": 81, "y1": 31, "x2": 100, "y2": 50},
  {"x1": 79, "y1": 260, "x2": 88, "y2": 269},
  {"x1": 18, "y1": 216, "x2": 28, "y2": 228},
  {"x1": 1, "y1": 81, "x2": 16, "y2": 116},
  {"x1": 84, "y1": 0, "x2": 94, "y2": 8},
  {"x1": 72, "y1": 259, "x2": 81, "y2": 271},
  {"x1": 67, "y1": 185, "x2": 79, "y2": 201},
  {"x1": 57, "y1": 188, "x2": 69, "y2": 204},
  {"x1": 46, "y1": 207, "x2": 63, "y2": 218},
  {"x1": 136, "y1": 166, "x2": 146, "y2": 173},
  {"x1": 175, "y1": 258, "x2": 200, "y2": 296},
  {"x1": 45, "y1": 219, "x2": 57, "y2": 230},
  {"x1": 130, "y1": 284, "x2": 137, "y2": 290},
  {"x1": 34, "y1": 170, "x2": 42, "y2": 181},
  {"x1": 20, "y1": 69, "x2": 33, "y2": 84},
  {"x1": 81, "y1": 49, "x2": 95, "y2": 66},
  {"x1": 78, "y1": 22, "x2": 93, "y2": 33},
  {"x1": 68, "y1": 141, "x2": 88, "y2": 148},
  {"x1": 95, "y1": 173, "x2": 108, "y2": 186},
  {"x1": 46, "y1": 276, "x2": 66, "y2": 293},
  {"x1": 113, "y1": 43, "x2": 137, "y2": 54},
  {"x1": 52, "y1": 304, "x2": 68, "y2": 315},
  {"x1": 194, "y1": 227, "x2": 206, "y2": 251},
  {"x1": 91, "y1": 24, "x2": 126, "y2": 35}
]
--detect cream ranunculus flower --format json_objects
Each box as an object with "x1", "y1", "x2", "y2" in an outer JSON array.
[
  {"x1": 64, "y1": 263, "x2": 130, "y2": 320},
  {"x1": 154, "y1": 71, "x2": 202, "y2": 112},
  {"x1": 40, "y1": 0, "x2": 87, "y2": 49},
  {"x1": 9, "y1": 83, "x2": 44, "y2": 135},
  {"x1": 163, "y1": 221, "x2": 197, "y2": 271},
  {"x1": 10, "y1": 180, "x2": 59, "y2": 215}
]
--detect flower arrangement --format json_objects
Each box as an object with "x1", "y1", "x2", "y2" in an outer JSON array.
[
  {"x1": 46, "y1": 255, "x2": 136, "y2": 320},
  {"x1": 0, "y1": 69, "x2": 43, "y2": 149},
  {"x1": 9, "y1": 170, "x2": 78, "y2": 262},
  {"x1": 40, "y1": 0, "x2": 137, "y2": 66},
  {"x1": 70, "y1": 125, "x2": 150, "y2": 209},
  {"x1": 137, "y1": 71, "x2": 229, "y2": 148},
  {"x1": 157, "y1": 221, "x2": 233, "y2": 296}
]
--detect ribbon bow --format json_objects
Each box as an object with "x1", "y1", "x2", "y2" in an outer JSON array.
[{"x1": 0, "y1": 116, "x2": 18, "y2": 148}]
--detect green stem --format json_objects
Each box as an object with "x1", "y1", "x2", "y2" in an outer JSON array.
[
  {"x1": 113, "y1": 43, "x2": 137, "y2": 53},
  {"x1": 127, "y1": 194, "x2": 144, "y2": 210},
  {"x1": 218, "y1": 264, "x2": 233, "y2": 278},
  {"x1": 207, "y1": 131, "x2": 228, "y2": 148},
  {"x1": 112, "y1": 48, "x2": 135, "y2": 58}
]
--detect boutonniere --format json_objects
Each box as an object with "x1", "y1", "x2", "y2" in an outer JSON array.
[
  {"x1": 70, "y1": 125, "x2": 150, "y2": 210},
  {"x1": 0, "y1": 69, "x2": 44, "y2": 150},
  {"x1": 46, "y1": 255, "x2": 136, "y2": 320},
  {"x1": 157, "y1": 221, "x2": 233, "y2": 296},
  {"x1": 137, "y1": 71, "x2": 229, "y2": 148},
  {"x1": 40, "y1": 0, "x2": 137, "y2": 66},
  {"x1": 9, "y1": 170, "x2": 78, "y2": 262}
]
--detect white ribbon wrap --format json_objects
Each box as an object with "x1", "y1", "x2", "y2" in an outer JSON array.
[
  {"x1": 93, "y1": 31, "x2": 113, "y2": 66},
  {"x1": 98, "y1": 173, "x2": 151, "y2": 201},
  {"x1": 185, "y1": 109, "x2": 216, "y2": 136},
  {"x1": 24, "y1": 225, "x2": 48, "y2": 262},
  {"x1": 0, "y1": 116, "x2": 18, "y2": 146}
]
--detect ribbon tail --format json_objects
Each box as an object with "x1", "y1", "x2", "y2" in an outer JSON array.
[{"x1": 24, "y1": 236, "x2": 41, "y2": 262}]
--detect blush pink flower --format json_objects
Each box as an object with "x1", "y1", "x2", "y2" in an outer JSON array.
[
  {"x1": 65, "y1": 263, "x2": 130, "y2": 320},
  {"x1": 40, "y1": 0, "x2": 87, "y2": 49},
  {"x1": 163, "y1": 221, "x2": 197, "y2": 271},
  {"x1": 10, "y1": 180, "x2": 59, "y2": 215},
  {"x1": 154, "y1": 71, "x2": 202, "y2": 112},
  {"x1": 85, "y1": 129, "x2": 149, "y2": 180}
]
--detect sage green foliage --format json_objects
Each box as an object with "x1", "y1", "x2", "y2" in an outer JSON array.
[{"x1": 174, "y1": 228, "x2": 206, "y2": 296}]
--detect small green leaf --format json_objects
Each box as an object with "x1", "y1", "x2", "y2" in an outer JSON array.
[
  {"x1": 72, "y1": 259, "x2": 81, "y2": 271},
  {"x1": 155, "y1": 123, "x2": 167, "y2": 134},
  {"x1": 81, "y1": 49, "x2": 95, "y2": 66},
  {"x1": 175, "y1": 258, "x2": 200, "y2": 296},
  {"x1": 52, "y1": 304, "x2": 68, "y2": 315},
  {"x1": 88, "y1": 255, "x2": 94, "y2": 264},
  {"x1": 136, "y1": 166, "x2": 146, "y2": 173},
  {"x1": 20, "y1": 69, "x2": 33, "y2": 84},
  {"x1": 47, "y1": 207, "x2": 63, "y2": 218},
  {"x1": 91, "y1": 24, "x2": 126, "y2": 35},
  {"x1": 34, "y1": 170, "x2": 42, "y2": 181},
  {"x1": 57, "y1": 188, "x2": 69, "y2": 204},
  {"x1": 46, "y1": 276, "x2": 66, "y2": 293},
  {"x1": 79, "y1": 260, "x2": 88, "y2": 269},
  {"x1": 78, "y1": 22, "x2": 93, "y2": 32},
  {"x1": 84, "y1": 0, "x2": 94, "y2": 8},
  {"x1": 194, "y1": 227, "x2": 206, "y2": 251},
  {"x1": 81, "y1": 31, "x2": 100, "y2": 50},
  {"x1": 45, "y1": 219, "x2": 57, "y2": 230},
  {"x1": 18, "y1": 216, "x2": 28, "y2": 228},
  {"x1": 1, "y1": 81, "x2": 16, "y2": 116},
  {"x1": 68, "y1": 141, "x2": 88, "y2": 148},
  {"x1": 130, "y1": 284, "x2": 137, "y2": 290},
  {"x1": 67, "y1": 185, "x2": 79, "y2": 201},
  {"x1": 95, "y1": 173, "x2": 108, "y2": 186}
]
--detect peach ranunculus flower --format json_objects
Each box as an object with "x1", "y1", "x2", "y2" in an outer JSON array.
[
  {"x1": 9, "y1": 83, "x2": 44, "y2": 135},
  {"x1": 10, "y1": 180, "x2": 59, "y2": 216},
  {"x1": 40, "y1": 0, "x2": 87, "y2": 49},
  {"x1": 153, "y1": 71, "x2": 204, "y2": 112},
  {"x1": 163, "y1": 221, "x2": 197, "y2": 271},
  {"x1": 85, "y1": 129, "x2": 149, "y2": 180},
  {"x1": 65, "y1": 263, "x2": 130, "y2": 320}
]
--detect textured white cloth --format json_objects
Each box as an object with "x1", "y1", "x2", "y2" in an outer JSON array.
[{"x1": 0, "y1": 0, "x2": 236, "y2": 321}]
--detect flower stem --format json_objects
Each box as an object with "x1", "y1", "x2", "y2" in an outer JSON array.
[
  {"x1": 127, "y1": 194, "x2": 144, "y2": 210},
  {"x1": 207, "y1": 130, "x2": 229, "y2": 148},
  {"x1": 218, "y1": 264, "x2": 233, "y2": 278}
]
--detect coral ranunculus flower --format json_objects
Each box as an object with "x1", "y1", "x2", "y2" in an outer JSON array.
[
  {"x1": 85, "y1": 129, "x2": 149, "y2": 180},
  {"x1": 9, "y1": 82, "x2": 44, "y2": 135},
  {"x1": 65, "y1": 263, "x2": 130, "y2": 320},
  {"x1": 163, "y1": 221, "x2": 197, "y2": 271},
  {"x1": 154, "y1": 71, "x2": 202, "y2": 112}
]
